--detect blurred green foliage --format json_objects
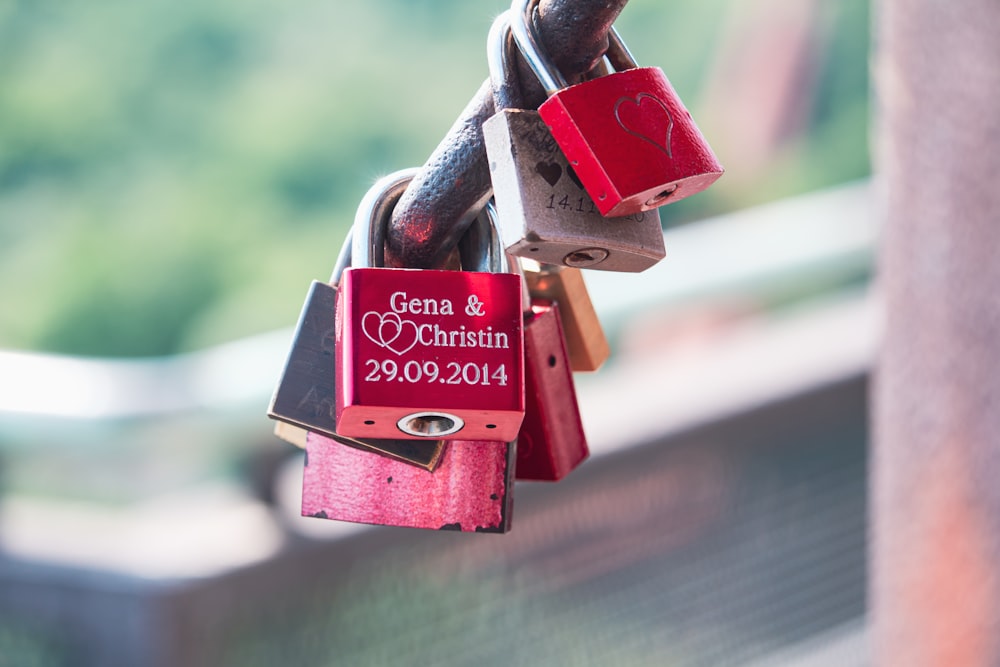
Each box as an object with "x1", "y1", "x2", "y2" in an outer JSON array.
[{"x1": 0, "y1": 0, "x2": 869, "y2": 357}]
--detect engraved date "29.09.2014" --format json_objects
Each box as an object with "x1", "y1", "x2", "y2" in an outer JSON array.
[{"x1": 364, "y1": 359, "x2": 508, "y2": 387}]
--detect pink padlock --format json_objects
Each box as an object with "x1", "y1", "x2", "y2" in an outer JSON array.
[
  {"x1": 302, "y1": 431, "x2": 514, "y2": 532},
  {"x1": 336, "y1": 175, "x2": 525, "y2": 442},
  {"x1": 511, "y1": 0, "x2": 724, "y2": 217}
]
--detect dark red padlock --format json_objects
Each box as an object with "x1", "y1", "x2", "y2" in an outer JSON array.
[
  {"x1": 517, "y1": 297, "x2": 589, "y2": 481},
  {"x1": 511, "y1": 0, "x2": 723, "y2": 217},
  {"x1": 336, "y1": 176, "x2": 525, "y2": 442},
  {"x1": 302, "y1": 431, "x2": 515, "y2": 532},
  {"x1": 462, "y1": 210, "x2": 589, "y2": 481}
]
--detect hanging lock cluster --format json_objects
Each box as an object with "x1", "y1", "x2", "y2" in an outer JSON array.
[{"x1": 267, "y1": 0, "x2": 722, "y2": 533}]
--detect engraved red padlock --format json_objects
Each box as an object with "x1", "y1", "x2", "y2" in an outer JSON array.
[
  {"x1": 511, "y1": 0, "x2": 724, "y2": 217},
  {"x1": 336, "y1": 173, "x2": 525, "y2": 442}
]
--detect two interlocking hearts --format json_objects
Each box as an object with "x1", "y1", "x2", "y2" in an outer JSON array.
[{"x1": 361, "y1": 311, "x2": 418, "y2": 356}]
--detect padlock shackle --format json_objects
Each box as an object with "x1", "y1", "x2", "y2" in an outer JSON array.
[
  {"x1": 487, "y1": 12, "x2": 524, "y2": 112},
  {"x1": 458, "y1": 198, "x2": 506, "y2": 274},
  {"x1": 483, "y1": 199, "x2": 505, "y2": 274},
  {"x1": 472, "y1": 205, "x2": 530, "y2": 316},
  {"x1": 508, "y1": 254, "x2": 533, "y2": 318},
  {"x1": 330, "y1": 227, "x2": 353, "y2": 284},
  {"x1": 605, "y1": 27, "x2": 638, "y2": 74},
  {"x1": 347, "y1": 168, "x2": 505, "y2": 277},
  {"x1": 511, "y1": 0, "x2": 637, "y2": 98},
  {"x1": 351, "y1": 167, "x2": 419, "y2": 271}
]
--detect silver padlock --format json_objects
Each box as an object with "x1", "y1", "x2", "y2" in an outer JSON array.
[{"x1": 482, "y1": 11, "x2": 666, "y2": 273}]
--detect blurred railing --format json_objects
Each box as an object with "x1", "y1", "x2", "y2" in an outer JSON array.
[{"x1": 0, "y1": 182, "x2": 876, "y2": 667}]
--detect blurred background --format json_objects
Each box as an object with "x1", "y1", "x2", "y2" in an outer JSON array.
[{"x1": 0, "y1": 0, "x2": 873, "y2": 665}]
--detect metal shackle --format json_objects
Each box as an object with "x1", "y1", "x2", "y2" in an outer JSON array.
[
  {"x1": 487, "y1": 11, "x2": 524, "y2": 112},
  {"x1": 330, "y1": 227, "x2": 353, "y2": 284},
  {"x1": 458, "y1": 198, "x2": 506, "y2": 274},
  {"x1": 507, "y1": 249, "x2": 533, "y2": 320},
  {"x1": 467, "y1": 199, "x2": 530, "y2": 316},
  {"x1": 346, "y1": 167, "x2": 505, "y2": 278},
  {"x1": 510, "y1": 0, "x2": 638, "y2": 98},
  {"x1": 348, "y1": 167, "x2": 508, "y2": 285},
  {"x1": 329, "y1": 167, "x2": 417, "y2": 284},
  {"x1": 351, "y1": 167, "x2": 420, "y2": 271}
]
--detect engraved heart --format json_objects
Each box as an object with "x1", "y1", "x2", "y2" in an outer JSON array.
[
  {"x1": 377, "y1": 314, "x2": 402, "y2": 348},
  {"x1": 362, "y1": 311, "x2": 394, "y2": 349},
  {"x1": 614, "y1": 92, "x2": 674, "y2": 159},
  {"x1": 362, "y1": 311, "x2": 419, "y2": 356},
  {"x1": 535, "y1": 161, "x2": 562, "y2": 187}
]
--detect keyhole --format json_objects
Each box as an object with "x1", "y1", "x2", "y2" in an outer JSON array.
[
  {"x1": 404, "y1": 415, "x2": 454, "y2": 435},
  {"x1": 396, "y1": 411, "x2": 464, "y2": 437},
  {"x1": 645, "y1": 185, "x2": 678, "y2": 207},
  {"x1": 563, "y1": 247, "x2": 609, "y2": 268}
]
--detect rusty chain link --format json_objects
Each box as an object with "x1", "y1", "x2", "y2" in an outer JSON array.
[{"x1": 386, "y1": 0, "x2": 630, "y2": 269}]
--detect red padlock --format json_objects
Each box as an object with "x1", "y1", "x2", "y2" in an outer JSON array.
[
  {"x1": 336, "y1": 175, "x2": 525, "y2": 442},
  {"x1": 518, "y1": 297, "x2": 589, "y2": 481},
  {"x1": 511, "y1": 0, "x2": 724, "y2": 217}
]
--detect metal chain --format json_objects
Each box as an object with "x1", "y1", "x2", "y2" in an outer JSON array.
[{"x1": 385, "y1": 0, "x2": 630, "y2": 269}]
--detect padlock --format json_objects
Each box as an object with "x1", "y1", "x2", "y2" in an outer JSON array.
[
  {"x1": 336, "y1": 172, "x2": 525, "y2": 442},
  {"x1": 522, "y1": 261, "x2": 610, "y2": 372},
  {"x1": 518, "y1": 299, "x2": 589, "y2": 481},
  {"x1": 267, "y1": 176, "x2": 446, "y2": 471},
  {"x1": 510, "y1": 0, "x2": 724, "y2": 217},
  {"x1": 302, "y1": 430, "x2": 515, "y2": 532},
  {"x1": 484, "y1": 12, "x2": 666, "y2": 273},
  {"x1": 508, "y1": 257, "x2": 589, "y2": 481}
]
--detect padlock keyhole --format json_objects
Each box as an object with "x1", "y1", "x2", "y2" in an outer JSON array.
[
  {"x1": 396, "y1": 411, "x2": 465, "y2": 438},
  {"x1": 645, "y1": 185, "x2": 679, "y2": 207},
  {"x1": 406, "y1": 415, "x2": 454, "y2": 435},
  {"x1": 563, "y1": 247, "x2": 610, "y2": 268}
]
